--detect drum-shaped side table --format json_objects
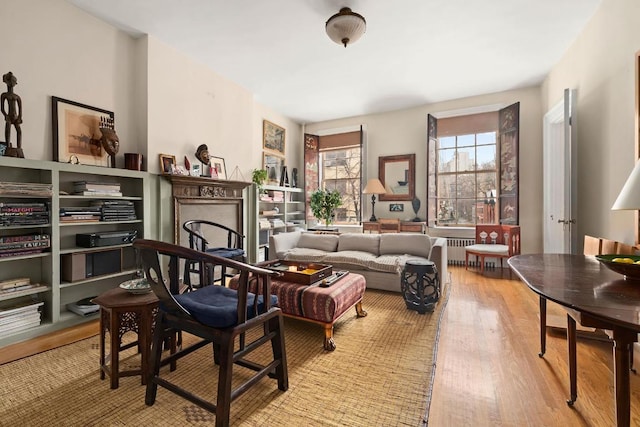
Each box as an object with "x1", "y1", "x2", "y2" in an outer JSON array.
[{"x1": 401, "y1": 259, "x2": 440, "y2": 314}]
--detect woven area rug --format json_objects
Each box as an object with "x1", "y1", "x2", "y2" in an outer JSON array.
[{"x1": 0, "y1": 287, "x2": 449, "y2": 426}]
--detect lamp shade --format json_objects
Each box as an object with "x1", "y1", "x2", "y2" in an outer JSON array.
[
  {"x1": 363, "y1": 178, "x2": 386, "y2": 195},
  {"x1": 325, "y1": 7, "x2": 366, "y2": 48},
  {"x1": 612, "y1": 160, "x2": 640, "y2": 210}
]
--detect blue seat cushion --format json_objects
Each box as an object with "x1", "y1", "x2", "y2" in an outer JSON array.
[
  {"x1": 205, "y1": 247, "x2": 245, "y2": 259},
  {"x1": 173, "y1": 285, "x2": 277, "y2": 328}
]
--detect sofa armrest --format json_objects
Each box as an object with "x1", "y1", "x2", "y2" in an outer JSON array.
[
  {"x1": 429, "y1": 237, "x2": 448, "y2": 286},
  {"x1": 268, "y1": 231, "x2": 302, "y2": 260}
]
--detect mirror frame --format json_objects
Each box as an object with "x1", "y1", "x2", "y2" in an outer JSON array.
[{"x1": 379, "y1": 154, "x2": 415, "y2": 201}]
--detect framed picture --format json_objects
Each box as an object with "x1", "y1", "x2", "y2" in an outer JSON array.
[
  {"x1": 52, "y1": 96, "x2": 114, "y2": 166},
  {"x1": 390, "y1": 203, "x2": 404, "y2": 212},
  {"x1": 263, "y1": 152, "x2": 284, "y2": 184},
  {"x1": 263, "y1": 120, "x2": 285, "y2": 155},
  {"x1": 210, "y1": 156, "x2": 227, "y2": 180},
  {"x1": 159, "y1": 154, "x2": 176, "y2": 174}
]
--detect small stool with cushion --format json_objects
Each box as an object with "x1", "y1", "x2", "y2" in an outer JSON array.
[{"x1": 465, "y1": 224, "x2": 520, "y2": 272}]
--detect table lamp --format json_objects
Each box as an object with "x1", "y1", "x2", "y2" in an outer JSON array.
[
  {"x1": 363, "y1": 178, "x2": 386, "y2": 221},
  {"x1": 612, "y1": 160, "x2": 640, "y2": 210}
]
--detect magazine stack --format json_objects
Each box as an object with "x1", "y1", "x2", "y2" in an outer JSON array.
[
  {"x1": 0, "y1": 202, "x2": 50, "y2": 227},
  {"x1": 73, "y1": 181, "x2": 122, "y2": 197},
  {"x1": 0, "y1": 298, "x2": 44, "y2": 339}
]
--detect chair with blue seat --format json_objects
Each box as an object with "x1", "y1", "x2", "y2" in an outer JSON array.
[
  {"x1": 182, "y1": 220, "x2": 246, "y2": 288},
  {"x1": 133, "y1": 238, "x2": 288, "y2": 427}
]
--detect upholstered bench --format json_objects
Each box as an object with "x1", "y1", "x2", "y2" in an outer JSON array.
[
  {"x1": 465, "y1": 225, "x2": 520, "y2": 273},
  {"x1": 229, "y1": 272, "x2": 367, "y2": 351}
]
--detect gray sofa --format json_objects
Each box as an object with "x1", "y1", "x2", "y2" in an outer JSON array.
[{"x1": 268, "y1": 231, "x2": 448, "y2": 293}]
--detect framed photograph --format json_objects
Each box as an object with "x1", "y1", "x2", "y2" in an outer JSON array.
[
  {"x1": 159, "y1": 154, "x2": 176, "y2": 174},
  {"x1": 263, "y1": 120, "x2": 285, "y2": 155},
  {"x1": 210, "y1": 156, "x2": 227, "y2": 180},
  {"x1": 263, "y1": 153, "x2": 284, "y2": 184},
  {"x1": 390, "y1": 203, "x2": 404, "y2": 212},
  {"x1": 52, "y1": 96, "x2": 114, "y2": 166}
]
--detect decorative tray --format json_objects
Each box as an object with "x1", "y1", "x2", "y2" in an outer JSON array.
[
  {"x1": 260, "y1": 260, "x2": 332, "y2": 285},
  {"x1": 119, "y1": 278, "x2": 151, "y2": 294},
  {"x1": 596, "y1": 254, "x2": 640, "y2": 281}
]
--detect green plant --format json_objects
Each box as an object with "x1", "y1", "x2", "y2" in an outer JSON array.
[
  {"x1": 251, "y1": 168, "x2": 268, "y2": 193},
  {"x1": 309, "y1": 189, "x2": 342, "y2": 227}
]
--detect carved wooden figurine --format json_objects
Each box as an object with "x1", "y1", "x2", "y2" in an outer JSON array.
[
  {"x1": 1, "y1": 71, "x2": 24, "y2": 158},
  {"x1": 99, "y1": 116, "x2": 119, "y2": 168}
]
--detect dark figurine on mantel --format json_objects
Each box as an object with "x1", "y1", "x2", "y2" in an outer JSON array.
[
  {"x1": 1, "y1": 71, "x2": 24, "y2": 158},
  {"x1": 195, "y1": 144, "x2": 211, "y2": 176},
  {"x1": 99, "y1": 116, "x2": 119, "y2": 168}
]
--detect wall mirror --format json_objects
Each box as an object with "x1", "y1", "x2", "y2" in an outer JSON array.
[{"x1": 379, "y1": 154, "x2": 415, "y2": 201}]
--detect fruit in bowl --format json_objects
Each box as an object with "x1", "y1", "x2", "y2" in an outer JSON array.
[{"x1": 596, "y1": 254, "x2": 640, "y2": 281}]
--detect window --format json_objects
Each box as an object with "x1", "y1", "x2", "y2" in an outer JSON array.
[
  {"x1": 427, "y1": 104, "x2": 519, "y2": 226},
  {"x1": 436, "y1": 132, "x2": 497, "y2": 225},
  {"x1": 319, "y1": 146, "x2": 361, "y2": 224},
  {"x1": 304, "y1": 130, "x2": 363, "y2": 225}
]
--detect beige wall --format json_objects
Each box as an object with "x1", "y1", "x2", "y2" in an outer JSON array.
[
  {"x1": 305, "y1": 87, "x2": 543, "y2": 253},
  {"x1": 542, "y1": 0, "x2": 640, "y2": 246}
]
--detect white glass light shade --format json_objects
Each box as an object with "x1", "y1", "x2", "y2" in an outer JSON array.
[
  {"x1": 612, "y1": 160, "x2": 640, "y2": 210},
  {"x1": 363, "y1": 178, "x2": 386, "y2": 195},
  {"x1": 325, "y1": 7, "x2": 366, "y2": 48}
]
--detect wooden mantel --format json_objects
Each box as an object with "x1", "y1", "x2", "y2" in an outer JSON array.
[{"x1": 164, "y1": 175, "x2": 252, "y2": 246}]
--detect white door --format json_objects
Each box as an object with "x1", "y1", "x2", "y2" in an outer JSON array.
[{"x1": 543, "y1": 89, "x2": 577, "y2": 254}]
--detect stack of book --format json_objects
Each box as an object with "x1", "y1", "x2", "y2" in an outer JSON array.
[
  {"x1": 259, "y1": 218, "x2": 272, "y2": 230},
  {"x1": 90, "y1": 200, "x2": 137, "y2": 221},
  {"x1": 0, "y1": 181, "x2": 53, "y2": 197},
  {"x1": 0, "y1": 277, "x2": 48, "y2": 299},
  {"x1": 59, "y1": 206, "x2": 101, "y2": 223},
  {"x1": 0, "y1": 202, "x2": 50, "y2": 227},
  {"x1": 0, "y1": 234, "x2": 50, "y2": 258},
  {"x1": 270, "y1": 218, "x2": 285, "y2": 228},
  {"x1": 268, "y1": 190, "x2": 284, "y2": 202},
  {"x1": 0, "y1": 299, "x2": 44, "y2": 339},
  {"x1": 73, "y1": 181, "x2": 122, "y2": 197}
]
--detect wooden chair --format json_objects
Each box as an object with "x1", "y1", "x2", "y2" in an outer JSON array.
[
  {"x1": 465, "y1": 224, "x2": 521, "y2": 272},
  {"x1": 134, "y1": 239, "x2": 288, "y2": 427},
  {"x1": 379, "y1": 218, "x2": 401, "y2": 233},
  {"x1": 183, "y1": 220, "x2": 246, "y2": 289}
]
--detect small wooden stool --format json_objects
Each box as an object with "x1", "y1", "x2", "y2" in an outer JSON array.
[{"x1": 92, "y1": 287, "x2": 162, "y2": 389}]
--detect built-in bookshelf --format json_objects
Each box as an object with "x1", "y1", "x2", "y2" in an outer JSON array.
[
  {"x1": 247, "y1": 184, "x2": 305, "y2": 263},
  {"x1": 0, "y1": 156, "x2": 150, "y2": 347}
]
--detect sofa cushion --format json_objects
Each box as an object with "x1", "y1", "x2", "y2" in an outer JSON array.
[
  {"x1": 284, "y1": 248, "x2": 329, "y2": 263},
  {"x1": 379, "y1": 234, "x2": 431, "y2": 258},
  {"x1": 368, "y1": 254, "x2": 431, "y2": 274},
  {"x1": 323, "y1": 251, "x2": 378, "y2": 270},
  {"x1": 297, "y1": 233, "x2": 339, "y2": 252},
  {"x1": 338, "y1": 233, "x2": 380, "y2": 255}
]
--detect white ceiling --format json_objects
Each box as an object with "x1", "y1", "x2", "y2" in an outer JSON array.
[{"x1": 68, "y1": 0, "x2": 602, "y2": 124}]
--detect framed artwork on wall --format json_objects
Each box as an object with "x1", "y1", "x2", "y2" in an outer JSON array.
[
  {"x1": 263, "y1": 152, "x2": 284, "y2": 184},
  {"x1": 51, "y1": 96, "x2": 113, "y2": 166},
  {"x1": 263, "y1": 120, "x2": 285, "y2": 155}
]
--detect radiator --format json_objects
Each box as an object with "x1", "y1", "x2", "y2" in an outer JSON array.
[{"x1": 446, "y1": 237, "x2": 497, "y2": 268}]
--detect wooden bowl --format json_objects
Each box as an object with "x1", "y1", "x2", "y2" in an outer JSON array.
[{"x1": 596, "y1": 254, "x2": 640, "y2": 280}]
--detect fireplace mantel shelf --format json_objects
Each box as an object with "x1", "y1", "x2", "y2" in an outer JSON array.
[{"x1": 165, "y1": 175, "x2": 251, "y2": 199}]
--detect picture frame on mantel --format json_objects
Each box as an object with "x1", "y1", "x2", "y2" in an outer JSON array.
[
  {"x1": 263, "y1": 120, "x2": 285, "y2": 155},
  {"x1": 159, "y1": 154, "x2": 176, "y2": 174},
  {"x1": 210, "y1": 156, "x2": 227, "y2": 180},
  {"x1": 51, "y1": 96, "x2": 114, "y2": 166}
]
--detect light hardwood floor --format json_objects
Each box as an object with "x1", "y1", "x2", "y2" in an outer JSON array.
[
  {"x1": 429, "y1": 266, "x2": 640, "y2": 426},
  {"x1": 3, "y1": 266, "x2": 640, "y2": 425}
]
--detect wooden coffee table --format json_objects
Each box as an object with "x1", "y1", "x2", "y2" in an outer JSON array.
[{"x1": 230, "y1": 269, "x2": 367, "y2": 351}]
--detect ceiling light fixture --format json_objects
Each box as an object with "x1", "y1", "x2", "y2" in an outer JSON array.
[{"x1": 325, "y1": 7, "x2": 366, "y2": 48}]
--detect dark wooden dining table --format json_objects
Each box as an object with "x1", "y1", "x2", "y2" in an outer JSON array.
[{"x1": 508, "y1": 253, "x2": 640, "y2": 427}]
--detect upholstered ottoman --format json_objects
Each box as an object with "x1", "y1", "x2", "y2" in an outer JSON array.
[{"x1": 230, "y1": 272, "x2": 367, "y2": 351}]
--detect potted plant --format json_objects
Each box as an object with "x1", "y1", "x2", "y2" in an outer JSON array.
[
  {"x1": 310, "y1": 188, "x2": 342, "y2": 227},
  {"x1": 251, "y1": 168, "x2": 268, "y2": 193}
]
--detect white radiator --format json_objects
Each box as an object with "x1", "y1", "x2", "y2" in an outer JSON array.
[{"x1": 446, "y1": 237, "x2": 498, "y2": 268}]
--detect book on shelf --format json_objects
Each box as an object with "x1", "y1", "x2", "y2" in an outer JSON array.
[
  {"x1": 0, "y1": 182, "x2": 53, "y2": 197},
  {"x1": 0, "y1": 234, "x2": 50, "y2": 244},
  {"x1": 0, "y1": 300, "x2": 43, "y2": 319},
  {"x1": 73, "y1": 181, "x2": 121, "y2": 192},
  {"x1": 0, "y1": 284, "x2": 48, "y2": 299},
  {"x1": 0, "y1": 239, "x2": 50, "y2": 251},
  {"x1": 59, "y1": 215, "x2": 101, "y2": 223},
  {"x1": 0, "y1": 249, "x2": 46, "y2": 258},
  {"x1": 67, "y1": 297, "x2": 100, "y2": 317},
  {"x1": 74, "y1": 190, "x2": 123, "y2": 197},
  {"x1": 0, "y1": 277, "x2": 31, "y2": 290}
]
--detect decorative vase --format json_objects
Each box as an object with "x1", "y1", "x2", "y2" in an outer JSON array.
[{"x1": 412, "y1": 197, "x2": 421, "y2": 222}]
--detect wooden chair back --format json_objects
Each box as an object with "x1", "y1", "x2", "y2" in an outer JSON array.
[
  {"x1": 474, "y1": 224, "x2": 521, "y2": 256},
  {"x1": 583, "y1": 235, "x2": 637, "y2": 256}
]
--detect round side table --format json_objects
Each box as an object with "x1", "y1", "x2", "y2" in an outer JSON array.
[{"x1": 401, "y1": 259, "x2": 440, "y2": 314}]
